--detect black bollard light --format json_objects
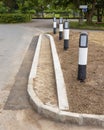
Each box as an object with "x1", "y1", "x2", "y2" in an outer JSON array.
[
  {"x1": 59, "y1": 18, "x2": 63, "y2": 40},
  {"x1": 64, "y1": 20, "x2": 69, "y2": 50},
  {"x1": 53, "y1": 17, "x2": 57, "y2": 34},
  {"x1": 78, "y1": 32, "x2": 88, "y2": 82}
]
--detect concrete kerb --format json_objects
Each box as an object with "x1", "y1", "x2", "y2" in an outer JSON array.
[
  {"x1": 27, "y1": 34, "x2": 104, "y2": 128},
  {"x1": 46, "y1": 34, "x2": 69, "y2": 111},
  {"x1": 28, "y1": 34, "x2": 42, "y2": 85}
]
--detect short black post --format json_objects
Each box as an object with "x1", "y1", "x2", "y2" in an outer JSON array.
[
  {"x1": 59, "y1": 18, "x2": 63, "y2": 40},
  {"x1": 64, "y1": 20, "x2": 69, "y2": 50},
  {"x1": 78, "y1": 32, "x2": 88, "y2": 82},
  {"x1": 53, "y1": 17, "x2": 57, "y2": 34}
]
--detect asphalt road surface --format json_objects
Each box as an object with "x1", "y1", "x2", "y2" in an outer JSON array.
[{"x1": 0, "y1": 20, "x2": 103, "y2": 130}]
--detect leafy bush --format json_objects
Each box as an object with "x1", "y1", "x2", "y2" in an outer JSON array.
[
  {"x1": 0, "y1": 2, "x2": 9, "y2": 13},
  {"x1": 0, "y1": 13, "x2": 32, "y2": 23},
  {"x1": 27, "y1": 10, "x2": 36, "y2": 14},
  {"x1": 14, "y1": 9, "x2": 36, "y2": 14}
]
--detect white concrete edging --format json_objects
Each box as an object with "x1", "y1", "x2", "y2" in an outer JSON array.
[
  {"x1": 27, "y1": 34, "x2": 104, "y2": 128},
  {"x1": 46, "y1": 34, "x2": 69, "y2": 111},
  {"x1": 28, "y1": 34, "x2": 42, "y2": 85}
]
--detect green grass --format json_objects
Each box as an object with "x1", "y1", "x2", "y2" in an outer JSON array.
[{"x1": 70, "y1": 21, "x2": 104, "y2": 30}]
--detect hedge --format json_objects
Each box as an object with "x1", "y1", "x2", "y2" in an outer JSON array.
[{"x1": 0, "y1": 13, "x2": 32, "y2": 23}]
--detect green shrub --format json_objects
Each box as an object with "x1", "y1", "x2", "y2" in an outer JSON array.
[
  {"x1": 27, "y1": 10, "x2": 36, "y2": 14},
  {"x1": 0, "y1": 2, "x2": 9, "y2": 13},
  {"x1": 0, "y1": 13, "x2": 32, "y2": 23}
]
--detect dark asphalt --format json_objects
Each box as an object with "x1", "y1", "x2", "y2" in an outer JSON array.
[{"x1": 4, "y1": 36, "x2": 38, "y2": 110}]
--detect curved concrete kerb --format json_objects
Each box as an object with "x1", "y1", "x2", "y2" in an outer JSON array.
[
  {"x1": 46, "y1": 34, "x2": 69, "y2": 111},
  {"x1": 27, "y1": 34, "x2": 104, "y2": 128},
  {"x1": 28, "y1": 34, "x2": 42, "y2": 85}
]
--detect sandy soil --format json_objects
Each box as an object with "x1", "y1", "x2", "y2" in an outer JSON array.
[
  {"x1": 53, "y1": 31, "x2": 104, "y2": 114},
  {"x1": 33, "y1": 31, "x2": 104, "y2": 115},
  {"x1": 33, "y1": 35, "x2": 57, "y2": 106}
]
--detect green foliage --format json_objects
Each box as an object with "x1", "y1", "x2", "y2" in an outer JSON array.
[
  {"x1": 0, "y1": 13, "x2": 32, "y2": 23},
  {"x1": 70, "y1": 21, "x2": 104, "y2": 30},
  {"x1": 15, "y1": 1, "x2": 36, "y2": 14},
  {"x1": 27, "y1": 9, "x2": 36, "y2": 14},
  {"x1": 0, "y1": 1, "x2": 9, "y2": 13},
  {"x1": 0, "y1": 0, "x2": 103, "y2": 23},
  {"x1": 3, "y1": 0, "x2": 17, "y2": 12}
]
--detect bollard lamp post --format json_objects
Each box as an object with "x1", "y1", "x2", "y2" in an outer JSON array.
[
  {"x1": 64, "y1": 20, "x2": 69, "y2": 50},
  {"x1": 78, "y1": 32, "x2": 88, "y2": 82},
  {"x1": 53, "y1": 17, "x2": 57, "y2": 34},
  {"x1": 59, "y1": 18, "x2": 63, "y2": 40}
]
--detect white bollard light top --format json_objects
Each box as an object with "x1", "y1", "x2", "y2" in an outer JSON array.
[
  {"x1": 53, "y1": 17, "x2": 56, "y2": 22},
  {"x1": 80, "y1": 32, "x2": 88, "y2": 47},
  {"x1": 64, "y1": 21, "x2": 69, "y2": 29},
  {"x1": 59, "y1": 18, "x2": 63, "y2": 24},
  {"x1": 81, "y1": 31, "x2": 88, "y2": 35}
]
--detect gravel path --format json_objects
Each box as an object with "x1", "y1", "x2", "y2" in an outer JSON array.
[{"x1": 33, "y1": 35, "x2": 58, "y2": 106}]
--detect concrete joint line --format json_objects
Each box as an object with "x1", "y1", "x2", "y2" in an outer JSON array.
[{"x1": 27, "y1": 34, "x2": 104, "y2": 128}]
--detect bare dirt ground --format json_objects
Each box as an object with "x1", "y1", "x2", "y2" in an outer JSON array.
[
  {"x1": 53, "y1": 31, "x2": 104, "y2": 114},
  {"x1": 33, "y1": 31, "x2": 104, "y2": 115}
]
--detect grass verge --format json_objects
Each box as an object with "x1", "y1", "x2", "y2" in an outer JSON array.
[{"x1": 70, "y1": 21, "x2": 104, "y2": 30}]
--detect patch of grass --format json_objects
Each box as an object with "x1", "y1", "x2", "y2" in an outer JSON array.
[{"x1": 70, "y1": 21, "x2": 104, "y2": 30}]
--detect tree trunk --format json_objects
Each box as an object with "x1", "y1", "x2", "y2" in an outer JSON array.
[
  {"x1": 86, "y1": 0, "x2": 96, "y2": 24},
  {"x1": 79, "y1": 10, "x2": 83, "y2": 25},
  {"x1": 97, "y1": 8, "x2": 103, "y2": 22},
  {"x1": 41, "y1": 6, "x2": 44, "y2": 18},
  {"x1": 21, "y1": 0, "x2": 25, "y2": 7},
  {"x1": 86, "y1": 12, "x2": 93, "y2": 23},
  {"x1": 41, "y1": 11, "x2": 44, "y2": 18},
  {"x1": 4, "y1": 0, "x2": 16, "y2": 12}
]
